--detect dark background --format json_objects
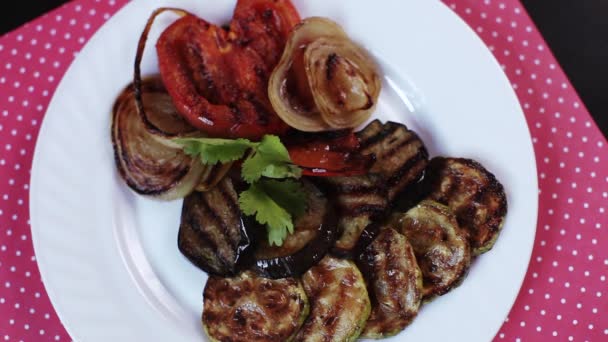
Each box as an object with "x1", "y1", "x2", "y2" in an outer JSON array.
[{"x1": 1, "y1": 1, "x2": 606, "y2": 138}]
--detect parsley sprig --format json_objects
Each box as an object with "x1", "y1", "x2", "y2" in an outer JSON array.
[{"x1": 175, "y1": 135, "x2": 305, "y2": 246}]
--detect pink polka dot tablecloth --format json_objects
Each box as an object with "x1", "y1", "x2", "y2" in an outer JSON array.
[{"x1": 0, "y1": 0, "x2": 606, "y2": 341}]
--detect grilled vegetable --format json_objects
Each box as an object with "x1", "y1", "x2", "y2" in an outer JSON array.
[
  {"x1": 309, "y1": 120, "x2": 427, "y2": 254},
  {"x1": 317, "y1": 174, "x2": 388, "y2": 255},
  {"x1": 358, "y1": 228, "x2": 423, "y2": 338},
  {"x1": 294, "y1": 256, "x2": 371, "y2": 342},
  {"x1": 111, "y1": 77, "x2": 210, "y2": 200},
  {"x1": 268, "y1": 17, "x2": 381, "y2": 132},
  {"x1": 423, "y1": 157, "x2": 508, "y2": 255},
  {"x1": 392, "y1": 200, "x2": 471, "y2": 299},
  {"x1": 252, "y1": 181, "x2": 337, "y2": 278},
  {"x1": 203, "y1": 271, "x2": 308, "y2": 342},
  {"x1": 286, "y1": 130, "x2": 374, "y2": 176},
  {"x1": 149, "y1": 0, "x2": 301, "y2": 139},
  {"x1": 178, "y1": 178, "x2": 251, "y2": 276},
  {"x1": 356, "y1": 120, "x2": 429, "y2": 201}
]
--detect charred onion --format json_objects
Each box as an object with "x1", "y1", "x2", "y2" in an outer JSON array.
[
  {"x1": 269, "y1": 17, "x2": 381, "y2": 132},
  {"x1": 111, "y1": 77, "x2": 229, "y2": 199}
]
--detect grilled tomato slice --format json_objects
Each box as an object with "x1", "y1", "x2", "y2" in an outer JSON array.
[{"x1": 155, "y1": 0, "x2": 301, "y2": 139}]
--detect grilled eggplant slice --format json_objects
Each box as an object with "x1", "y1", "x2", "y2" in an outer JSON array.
[
  {"x1": 295, "y1": 256, "x2": 371, "y2": 342},
  {"x1": 357, "y1": 120, "x2": 429, "y2": 201},
  {"x1": 252, "y1": 181, "x2": 337, "y2": 279},
  {"x1": 203, "y1": 271, "x2": 308, "y2": 342},
  {"x1": 358, "y1": 228, "x2": 423, "y2": 338},
  {"x1": 178, "y1": 178, "x2": 251, "y2": 276},
  {"x1": 423, "y1": 157, "x2": 508, "y2": 255},
  {"x1": 392, "y1": 200, "x2": 471, "y2": 299},
  {"x1": 317, "y1": 175, "x2": 388, "y2": 255}
]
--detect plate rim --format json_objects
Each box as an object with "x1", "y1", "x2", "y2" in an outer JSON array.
[{"x1": 29, "y1": 0, "x2": 538, "y2": 341}]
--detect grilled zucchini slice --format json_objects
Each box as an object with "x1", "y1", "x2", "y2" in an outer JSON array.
[
  {"x1": 423, "y1": 157, "x2": 508, "y2": 255},
  {"x1": 203, "y1": 271, "x2": 309, "y2": 342},
  {"x1": 357, "y1": 120, "x2": 429, "y2": 201},
  {"x1": 317, "y1": 175, "x2": 388, "y2": 255},
  {"x1": 392, "y1": 200, "x2": 471, "y2": 299},
  {"x1": 358, "y1": 228, "x2": 423, "y2": 338},
  {"x1": 252, "y1": 181, "x2": 337, "y2": 279},
  {"x1": 295, "y1": 256, "x2": 371, "y2": 342},
  {"x1": 178, "y1": 178, "x2": 251, "y2": 276}
]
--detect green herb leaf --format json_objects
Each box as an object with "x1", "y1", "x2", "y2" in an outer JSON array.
[
  {"x1": 174, "y1": 137, "x2": 254, "y2": 165},
  {"x1": 239, "y1": 182, "x2": 294, "y2": 246},
  {"x1": 257, "y1": 179, "x2": 307, "y2": 218},
  {"x1": 241, "y1": 135, "x2": 302, "y2": 183}
]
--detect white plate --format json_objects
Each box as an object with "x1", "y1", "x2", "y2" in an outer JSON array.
[{"x1": 30, "y1": 0, "x2": 538, "y2": 341}]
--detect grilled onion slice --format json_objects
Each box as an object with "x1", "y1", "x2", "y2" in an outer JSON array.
[
  {"x1": 111, "y1": 77, "x2": 206, "y2": 200},
  {"x1": 268, "y1": 17, "x2": 380, "y2": 132},
  {"x1": 203, "y1": 271, "x2": 309, "y2": 342}
]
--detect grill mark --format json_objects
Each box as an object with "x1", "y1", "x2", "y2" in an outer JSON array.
[
  {"x1": 341, "y1": 204, "x2": 387, "y2": 217},
  {"x1": 377, "y1": 133, "x2": 416, "y2": 162},
  {"x1": 324, "y1": 277, "x2": 346, "y2": 338},
  {"x1": 335, "y1": 182, "x2": 383, "y2": 195},
  {"x1": 386, "y1": 149, "x2": 427, "y2": 187},
  {"x1": 248, "y1": 97, "x2": 271, "y2": 126},
  {"x1": 218, "y1": 180, "x2": 240, "y2": 218},
  {"x1": 183, "y1": 40, "x2": 221, "y2": 104},
  {"x1": 383, "y1": 231, "x2": 405, "y2": 314},
  {"x1": 325, "y1": 53, "x2": 339, "y2": 81},
  {"x1": 201, "y1": 191, "x2": 235, "y2": 248},
  {"x1": 358, "y1": 122, "x2": 399, "y2": 151}
]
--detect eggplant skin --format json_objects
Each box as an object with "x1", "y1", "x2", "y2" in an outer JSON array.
[
  {"x1": 392, "y1": 200, "x2": 471, "y2": 299},
  {"x1": 357, "y1": 119, "x2": 429, "y2": 202},
  {"x1": 251, "y1": 181, "x2": 337, "y2": 279},
  {"x1": 177, "y1": 178, "x2": 250, "y2": 276},
  {"x1": 315, "y1": 174, "x2": 388, "y2": 256},
  {"x1": 358, "y1": 228, "x2": 423, "y2": 338},
  {"x1": 203, "y1": 271, "x2": 308, "y2": 342},
  {"x1": 294, "y1": 256, "x2": 371, "y2": 342},
  {"x1": 422, "y1": 157, "x2": 508, "y2": 255}
]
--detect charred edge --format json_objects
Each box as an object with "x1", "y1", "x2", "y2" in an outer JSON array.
[
  {"x1": 248, "y1": 97, "x2": 271, "y2": 126},
  {"x1": 118, "y1": 135, "x2": 191, "y2": 196},
  {"x1": 326, "y1": 53, "x2": 339, "y2": 81},
  {"x1": 384, "y1": 231, "x2": 407, "y2": 315},
  {"x1": 229, "y1": 103, "x2": 245, "y2": 125},
  {"x1": 358, "y1": 122, "x2": 400, "y2": 151}
]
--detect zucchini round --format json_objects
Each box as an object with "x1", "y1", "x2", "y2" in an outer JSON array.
[
  {"x1": 203, "y1": 271, "x2": 309, "y2": 342},
  {"x1": 252, "y1": 181, "x2": 337, "y2": 279},
  {"x1": 358, "y1": 228, "x2": 423, "y2": 338},
  {"x1": 392, "y1": 200, "x2": 471, "y2": 299},
  {"x1": 423, "y1": 157, "x2": 508, "y2": 255},
  {"x1": 295, "y1": 256, "x2": 371, "y2": 342}
]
